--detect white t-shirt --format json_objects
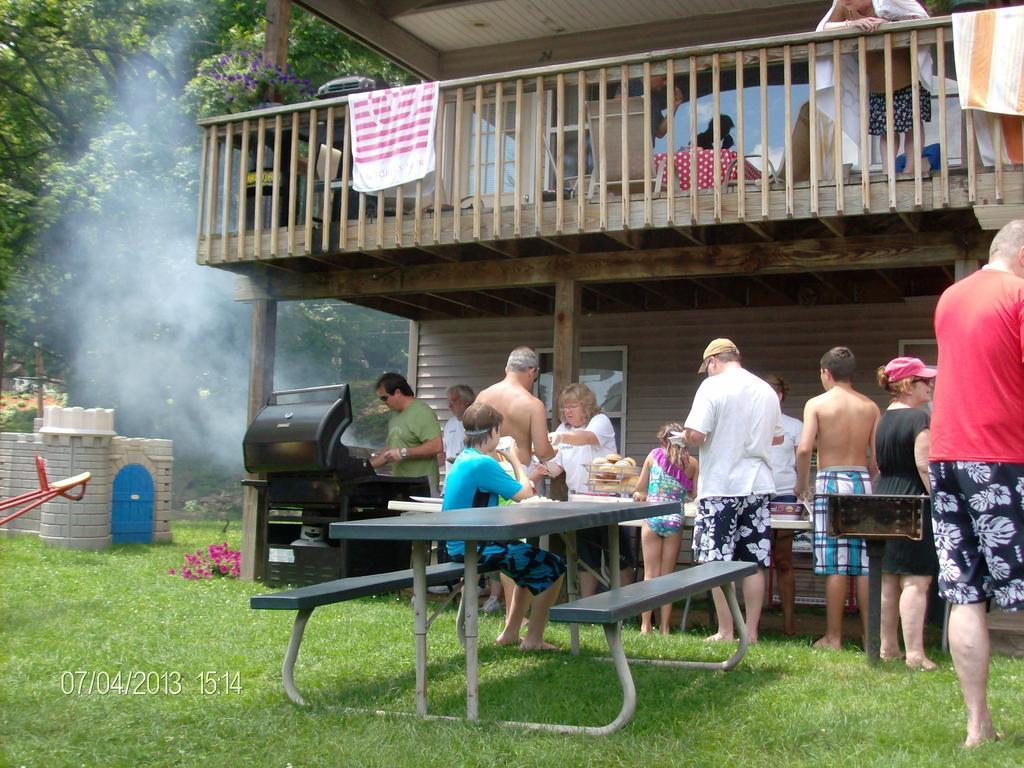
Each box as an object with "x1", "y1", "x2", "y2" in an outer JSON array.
[
  {"x1": 442, "y1": 417, "x2": 465, "y2": 461},
  {"x1": 769, "y1": 413, "x2": 803, "y2": 495},
  {"x1": 684, "y1": 367, "x2": 783, "y2": 500},
  {"x1": 550, "y1": 413, "x2": 618, "y2": 493}
]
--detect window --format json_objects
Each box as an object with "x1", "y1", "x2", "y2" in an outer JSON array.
[
  {"x1": 536, "y1": 346, "x2": 628, "y2": 452},
  {"x1": 457, "y1": 92, "x2": 538, "y2": 200},
  {"x1": 468, "y1": 99, "x2": 518, "y2": 195},
  {"x1": 544, "y1": 84, "x2": 593, "y2": 192},
  {"x1": 898, "y1": 339, "x2": 937, "y2": 366}
]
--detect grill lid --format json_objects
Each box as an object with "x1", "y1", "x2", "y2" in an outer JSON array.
[
  {"x1": 316, "y1": 76, "x2": 388, "y2": 99},
  {"x1": 243, "y1": 385, "x2": 353, "y2": 474},
  {"x1": 825, "y1": 494, "x2": 928, "y2": 540}
]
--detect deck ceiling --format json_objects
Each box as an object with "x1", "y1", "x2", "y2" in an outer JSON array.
[
  {"x1": 296, "y1": 0, "x2": 827, "y2": 78},
  {"x1": 228, "y1": 210, "x2": 983, "y2": 322}
]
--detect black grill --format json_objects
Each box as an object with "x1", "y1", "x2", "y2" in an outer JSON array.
[
  {"x1": 243, "y1": 385, "x2": 428, "y2": 587},
  {"x1": 315, "y1": 76, "x2": 388, "y2": 99}
]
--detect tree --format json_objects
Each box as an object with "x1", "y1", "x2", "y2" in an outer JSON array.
[{"x1": 0, "y1": 1, "x2": 409, "y2": 480}]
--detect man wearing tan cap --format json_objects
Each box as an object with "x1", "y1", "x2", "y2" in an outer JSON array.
[{"x1": 681, "y1": 338, "x2": 783, "y2": 643}]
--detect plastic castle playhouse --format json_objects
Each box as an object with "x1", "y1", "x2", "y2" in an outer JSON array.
[{"x1": 0, "y1": 406, "x2": 173, "y2": 549}]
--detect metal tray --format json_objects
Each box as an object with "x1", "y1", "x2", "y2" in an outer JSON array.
[{"x1": 825, "y1": 493, "x2": 929, "y2": 540}]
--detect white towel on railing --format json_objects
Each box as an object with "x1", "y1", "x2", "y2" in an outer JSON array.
[
  {"x1": 348, "y1": 82, "x2": 439, "y2": 193},
  {"x1": 952, "y1": 8, "x2": 1024, "y2": 117}
]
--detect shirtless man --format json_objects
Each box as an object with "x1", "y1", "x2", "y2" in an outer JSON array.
[
  {"x1": 475, "y1": 346, "x2": 556, "y2": 468},
  {"x1": 796, "y1": 346, "x2": 880, "y2": 651}
]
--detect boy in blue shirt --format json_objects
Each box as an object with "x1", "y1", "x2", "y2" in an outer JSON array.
[{"x1": 444, "y1": 403, "x2": 565, "y2": 650}]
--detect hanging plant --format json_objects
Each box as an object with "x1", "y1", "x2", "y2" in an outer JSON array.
[{"x1": 185, "y1": 50, "x2": 316, "y2": 118}]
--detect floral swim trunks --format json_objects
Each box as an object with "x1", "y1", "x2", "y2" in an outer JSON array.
[
  {"x1": 692, "y1": 494, "x2": 771, "y2": 567},
  {"x1": 868, "y1": 84, "x2": 932, "y2": 136},
  {"x1": 929, "y1": 461, "x2": 1024, "y2": 610}
]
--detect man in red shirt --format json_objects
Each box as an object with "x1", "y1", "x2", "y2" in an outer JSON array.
[{"x1": 930, "y1": 218, "x2": 1024, "y2": 748}]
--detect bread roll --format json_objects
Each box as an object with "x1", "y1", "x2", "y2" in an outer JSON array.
[
  {"x1": 614, "y1": 459, "x2": 632, "y2": 467},
  {"x1": 603, "y1": 453, "x2": 622, "y2": 463},
  {"x1": 624, "y1": 456, "x2": 637, "y2": 467}
]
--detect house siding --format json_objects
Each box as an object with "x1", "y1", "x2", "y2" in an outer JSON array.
[
  {"x1": 414, "y1": 297, "x2": 939, "y2": 461},
  {"x1": 412, "y1": 297, "x2": 939, "y2": 606}
]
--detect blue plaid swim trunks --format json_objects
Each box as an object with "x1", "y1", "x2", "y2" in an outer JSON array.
[
  {"x1": 929, "y1": 461, "x2": 1024, "y2": 610},
  {"x1": 451, "y1": 540, "x2": 565, "y2": 596},
  {"x1": 813, "y1": 467, "x2": 871, "y2": 576},
  {"x1": 692, "y1": 494, "x2": 771, "y2": 567}
]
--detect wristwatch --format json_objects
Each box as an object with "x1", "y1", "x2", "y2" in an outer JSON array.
[{"x1": 399, "y1": 447, "x2": 408, "y2": 459}]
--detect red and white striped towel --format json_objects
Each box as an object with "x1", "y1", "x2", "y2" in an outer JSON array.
[
  {"x1": 953, "y1": 8, "x2": 1024, "y2": 117},
  {"x1": 348, "y1": 82, "x2": 439, "y2": 193}
]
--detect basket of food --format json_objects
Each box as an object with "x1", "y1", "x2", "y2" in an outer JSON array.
[{"x1": 585, "y1": 454, "x2": 642, "y2": 496}]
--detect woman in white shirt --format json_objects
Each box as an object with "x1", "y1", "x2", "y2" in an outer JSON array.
[
  {"x1": 535, "y1": 383, "x2": 635, "y2": 596},
  {"x1": 765, "y1": 374, "x2": 803, "y2": 636}
]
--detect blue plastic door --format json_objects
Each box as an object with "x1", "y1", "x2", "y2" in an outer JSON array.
[{"x1": 111, "y1": 464, "x2": 154, "y2": 543}]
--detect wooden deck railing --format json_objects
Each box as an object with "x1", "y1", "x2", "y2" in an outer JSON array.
[{"x1": 195, "y1": 16, "x2": 1022, "y2": 266}]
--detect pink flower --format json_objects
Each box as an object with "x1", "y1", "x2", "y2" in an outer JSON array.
[{"x1": 169, "y1": 542, "x2": 242, "y2": 581}]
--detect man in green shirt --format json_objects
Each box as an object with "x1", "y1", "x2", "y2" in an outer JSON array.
[{"x1": 370, "y1": 372, "x2": 443, "y2": 494}]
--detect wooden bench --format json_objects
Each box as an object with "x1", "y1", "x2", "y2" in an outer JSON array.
[
  {"x1": 251, "y1": 561, "x2": 496, "y2": 705},
  {"x1": 541, "y1": 560, "x2": 758, "y2": 735}
]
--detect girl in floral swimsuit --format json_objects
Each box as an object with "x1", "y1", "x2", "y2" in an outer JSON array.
[{"x1": 632, "y1": 422, "x2": 699, "y2": 634}]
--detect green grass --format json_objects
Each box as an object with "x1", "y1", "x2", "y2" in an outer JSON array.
[{"x1": 2, "y1": 521, "x2": 1023, "y2": 767}]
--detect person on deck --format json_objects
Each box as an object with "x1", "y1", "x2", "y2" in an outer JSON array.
[
  {"x1": 443, "y1": 403, "x2": 566, "y2": 651},
  {"x1": 695, "y1": 115, "x2": 735, "y2": 151},
  {"x1": 816, "y1": 0, "x2": 933, "y2": 175}
]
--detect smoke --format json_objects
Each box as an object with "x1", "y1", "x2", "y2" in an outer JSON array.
[
  {"x1": 42, "y1": 47, "x2": 252, "y2": 472},
  {"x1": 28, "y1": 26, "x2": 409, "y2": 476}
]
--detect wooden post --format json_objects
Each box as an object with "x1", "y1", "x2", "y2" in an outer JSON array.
[
  {"x1": 264, "y1": 0, "x2": 291, "y2": 69},
  {"x1": 407, "y1": 320, "x2": 420, "y2": 386},
  {"x1": 34, "y1": 340, "x2": 44, "y2": 416},
  {"x1": 550, "y1": 279, "x2": 581, "y2": 501},
  {"x1": 241, "y1": 299, "x2": 277, "y2": 581},
  {"x1": 0, "y1": 319, "x2": 5, "y2": 412},
  {"x1": 954, "y1": 259, "x2": 980, "y2": 281}
]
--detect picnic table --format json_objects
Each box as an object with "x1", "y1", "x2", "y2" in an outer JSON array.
[
  {"x1": 387, "y1": 495, "x2": 810, "y2": 607},
  {"x1": 331, "y1": 499, "x2": 758, "y2": 733}
]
